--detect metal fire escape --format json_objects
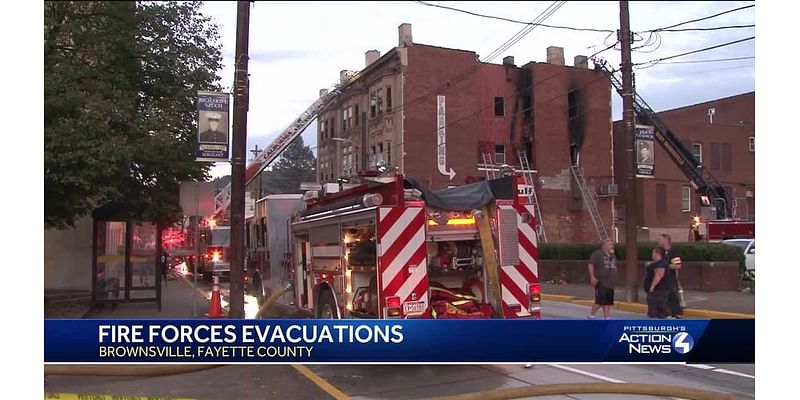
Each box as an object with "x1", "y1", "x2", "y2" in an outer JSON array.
[
  {"x1": 570, "y1": 164, "x2": 609, "y2": 242},
  {"x1": 213, "y1": 71, "x2": 360, "y2": 217},
  {"x1": 592, "y1": 57, "x2": 732, "y2": 219}
]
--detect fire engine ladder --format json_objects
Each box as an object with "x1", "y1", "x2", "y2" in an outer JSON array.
[
  {"x1": 591, "y1": 57, "x2": 732, "y2": 219},
  {"x1": 570, "y1": 164, "x2": 609, "y2": 242},
  {"x1": 481, "y1": 153, "x2": 497, "y2": 180},
  {"x1": 517, "y1": 151, "x2": 547, "y2": 243},
  {"x1": 213, "y1": 71, "x2": 360, "y2": 217}
]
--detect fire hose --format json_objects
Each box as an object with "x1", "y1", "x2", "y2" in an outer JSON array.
[
  {"x1": 422, "y1": 383, "x2": 743, "y2": 400},
  {"x1": 44, "y1": 285, "x2": 293, "y2": 377}
]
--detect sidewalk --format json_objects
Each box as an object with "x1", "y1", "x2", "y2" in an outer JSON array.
[
  {"x1": 541, "y1": 282, "x2": 754, "y2": 316},
  {"x1": 84, "y1": 275, "x2": 210, "y2": 319}
]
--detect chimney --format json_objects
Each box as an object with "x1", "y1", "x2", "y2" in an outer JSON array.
[
  {"x1": 503, "y1": 56, "x2": 515, "y2": 66},
  {"x1": 319, "y1": 89, "x2": 329, "y2": 98},
  {"x1": 574, "y1": 55, "x2": 588, "y2": 69},
  {"x1": 365, "y1": 50, "x2": 381, "y2": 67},
  {"x1": 546, "y1": 46, "x2": 565, "y2": 66},
  {"x1": 340, "y1": 69, "x2": 351, "y2": 82},
  {"x1": 398, "y1": 23, "x2": 413, "y2": 47}
]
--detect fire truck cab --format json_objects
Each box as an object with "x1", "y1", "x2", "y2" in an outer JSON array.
[{"x1": 288, "y1": 174, "x2": 541, "y2": 320}]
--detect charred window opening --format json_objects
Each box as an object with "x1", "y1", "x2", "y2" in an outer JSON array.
[
  {"x1": 568, "y1": 89, "x2": 580, "y2": 120},
  {"x1": 523, "y1": 95, "x2": 532, "y2": 119},
  {"x1": 567, "y1": 88, "x2": 585, "y2": 166}
]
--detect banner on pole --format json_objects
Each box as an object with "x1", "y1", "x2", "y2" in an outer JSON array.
[
  {"x1": 635, "y1": 124, "x2": 655, "y2": 178},
  {"x1": 196, "y1": 91, "x2": 231, "y2": 162}
]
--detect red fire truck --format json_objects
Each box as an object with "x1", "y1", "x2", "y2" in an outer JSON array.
[
  {"x1": 272, "y1": 173, "x2": 541, "y2": 320},
  {"x1": 691, "y1": 216, "x2": 755, "y2": 242}
]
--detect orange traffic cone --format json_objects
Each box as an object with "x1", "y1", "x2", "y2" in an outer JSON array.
[{"x1": 205, "y1": 275, "x2": 225, "y2": 318}]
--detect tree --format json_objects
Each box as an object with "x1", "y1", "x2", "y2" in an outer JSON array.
[
  {"x1": 259, "y1": 137, "x2": 317, "y2": 194},
  {"x1": 45, "y1": 1, "x2": 222, "y2": 229}
]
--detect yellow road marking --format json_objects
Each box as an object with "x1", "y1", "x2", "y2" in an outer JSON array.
[
  {"x1": 45, "y1": 394, "x2": 195, "y2": 400},
  {"x1": 292, "y1": 365, "x2": 350, "y2": 400}
]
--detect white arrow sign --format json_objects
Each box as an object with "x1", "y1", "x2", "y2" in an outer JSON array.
[{"x1": 436, "y1": 95, "x2": 456, "y2": 180}]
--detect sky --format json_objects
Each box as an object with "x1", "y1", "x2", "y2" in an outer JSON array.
[{"x1": 201, "y1": 1, "x2": 755, "y2": 178}]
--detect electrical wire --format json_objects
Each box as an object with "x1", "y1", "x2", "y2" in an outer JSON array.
[
  {"x1": 633, "y1": 36, "x2": 754, "y2": 66},
  {"x1": 413, "y1": 1, "x2": 614, "y2": 33},
  {"x1": 386, "y1": 1, "x2": 566, "y2": 116},
  {"x1": 648, "y1": 4, "x2": 754, "y2": 32},
  {"x1": 642, "y1": 56, "x2": 754, "y2": 65}
]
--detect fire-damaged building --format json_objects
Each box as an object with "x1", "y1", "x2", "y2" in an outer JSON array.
[
  {"x1": 613, "y1": 92, "x2": 755, "y2": 242},
  {"x1": 316, "y1": 23, "x2": 615, "y2": 243}
]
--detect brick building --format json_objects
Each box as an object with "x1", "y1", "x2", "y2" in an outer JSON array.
[
  {"x1": 612, "y1": 92, "x2": 755, "y2": 242},
  {"x1": 316, "y1": 23, "x2": 615, "y2": 243}
]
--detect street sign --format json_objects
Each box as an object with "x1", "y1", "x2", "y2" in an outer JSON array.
[{"x1": 196, "y1": 91, "x2": 231, "y2": 162}]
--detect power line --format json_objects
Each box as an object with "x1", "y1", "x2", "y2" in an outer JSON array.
[
  {"x1": 633, "y1": 36, "x2": 754, "y2": 66},
  {"x1": 649, "y1": 4, "x2": 754, "y2": 32},
  {"x1": 413, "y1": 1, "x2": 615, "y2": 33},
  {"x1": 388, "y1": 1, "x2": 566, "y2": 116},
  {"x1": 647, "y1": 55, "x2": 754, "y2": 65},
  {"x1": 659, "y1": 24, "x2": 754, "y2": 32}
]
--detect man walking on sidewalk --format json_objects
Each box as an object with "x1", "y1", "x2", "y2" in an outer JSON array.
[
  {"x1": 658, "y1": 234, "x2": 684, "y2": 318},
  {"x1": 588, "y1": 239, "x2": 618, "y2": 319}
]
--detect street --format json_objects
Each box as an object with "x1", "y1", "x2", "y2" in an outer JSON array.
[{"x1": 44, "y1": 273, "x2": 754, "y2": 400}]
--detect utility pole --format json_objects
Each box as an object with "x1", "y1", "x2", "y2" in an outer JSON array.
[
  {"x1": 229, "y1": 0, "x2": 250, "y2": 318},
  {"x1": 619, "y1": 0, "x2": 639, "y2": 303}
]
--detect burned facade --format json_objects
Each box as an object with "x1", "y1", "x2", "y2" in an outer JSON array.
[{"x1": 316, "y1": 24, "x2": 614, "y2": 243}]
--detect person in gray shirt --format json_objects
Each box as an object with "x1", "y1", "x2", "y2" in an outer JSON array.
[{"x1": 588, "y1": 239, "x2": 618, "y2": 319}]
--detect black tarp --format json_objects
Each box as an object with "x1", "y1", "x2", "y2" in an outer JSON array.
[{"x1": 403, "y1": 176, "x2": 513, "y2": 212}]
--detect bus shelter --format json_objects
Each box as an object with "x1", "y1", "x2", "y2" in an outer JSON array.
[{"x1": 91, "y1": 202, "x2": 162, "y2": 311}]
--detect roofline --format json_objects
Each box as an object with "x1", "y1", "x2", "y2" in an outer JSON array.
[{"x1": 654, "y1": 91, "x2": 754, "y2": 115}]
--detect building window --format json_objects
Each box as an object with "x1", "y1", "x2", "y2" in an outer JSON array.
[
  {"x1": 568, "y1": 89, "x2": 580, "y2": 120},
  {"x1": 681, "y1": 186, "x2": 691, "y2": 212},
  {"x1": 656, "y1": 183, "x2": 668, "y2": 220},
  {"x1": 495, "y1": 144, "x2": 505, "y2": 165},
  {"x1": 721, "y1": 142, "x2": 732, "y2": 172},
  {"x1": 377, "y1": 88, "x2": 384, "y2": 114},
  {"x1": 523, "y1": 95, "x2": 532, "y2": 119},
  {"x1": 749, "y1": 136, "x2": 755, "y2": 152},
  {"x1": 709, "y1": 142, "x2": 720, "y2": 171},
  {"x1": 692, "y1": 143, "x2": 702, "y2": 164},
  {"x1": 494, "y1": 97, "x2": 504, "y2": 117},
  {"x1": 386, "y1": 141, "x2": 391, "y2": 165},
  {"x1": 355, "y1": 105, "x2": 360, "y2": 126},
  {"x1": 370, "y1": 93, "x2": 377, "y2": 117},
  {"x1": 386, "y1": 87, "x2": 392, "y2": 110}
]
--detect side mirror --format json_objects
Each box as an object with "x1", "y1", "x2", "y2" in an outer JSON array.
[{"x1": 748, "y1": 248, "x2": 755, "y2": 255}]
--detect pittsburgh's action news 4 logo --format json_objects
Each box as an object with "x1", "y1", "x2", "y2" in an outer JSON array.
[{"x1": 619, "y1": 326, "x2": 695, "y2": 355}]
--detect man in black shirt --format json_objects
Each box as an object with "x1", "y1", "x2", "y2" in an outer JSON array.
[
  {"x1": 645, "y1": 247, "x2": 672, "y2": 319},
  {"x1": 588, "y1": 239, "x2": 618, "y2": 319},
  {"x1": 658, "y1": 234, "x2": 684, "y2": 318}
]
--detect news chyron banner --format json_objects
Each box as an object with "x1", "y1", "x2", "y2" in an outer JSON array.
[
  {"x1": 635, "y1": 124, "x2": 656, "y2": 178},
  {"x1": 196, "y1": 91, "x2": 231, "y2": 162},
  {"x1": 45, "y1": 320, "x2": 753, "y2": 364}
]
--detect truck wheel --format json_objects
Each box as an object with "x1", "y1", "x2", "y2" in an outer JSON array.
[{"x1": 316, "y1": 289, "x2": 338, "y2": 319}]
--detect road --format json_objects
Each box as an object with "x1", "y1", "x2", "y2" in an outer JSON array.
[{"x1": 45, "y1": 275, "x2": 754, "y2": 400}]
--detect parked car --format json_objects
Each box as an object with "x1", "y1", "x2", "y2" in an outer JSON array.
[{"x1": 722, "y1": 239, "x2": 755, "y2": 272}]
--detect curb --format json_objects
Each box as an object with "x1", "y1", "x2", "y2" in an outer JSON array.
[{"x1": 542, "y1": 294, "x2": 754, "y2": 319}]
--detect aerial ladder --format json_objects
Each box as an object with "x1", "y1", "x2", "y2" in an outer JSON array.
[
  {"x1": 213, "y1": 71, "x2": 360, "y2": 217},
  {"x1": 592, "y1": 57, "x2": 733, "y2": 219}
]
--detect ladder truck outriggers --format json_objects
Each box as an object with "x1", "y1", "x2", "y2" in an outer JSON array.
[{"x1": 263, "y1": 173, "x2": 542, "y2": 320}]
